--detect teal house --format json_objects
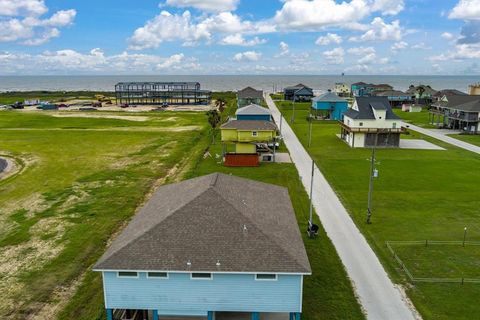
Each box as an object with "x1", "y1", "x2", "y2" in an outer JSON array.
[
  {"x1": 311, "y1": 91, "x2": 348, "y2": 120},
  {"x1": 94, "y1": 173, "x2": 311, "y2": 320},
  {"x1": 236, "y1": 104, "x2": 272, "y2": 121}
]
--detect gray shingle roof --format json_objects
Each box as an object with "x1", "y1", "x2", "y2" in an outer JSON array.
[
  {"x1": 285, "y1": 83, "x2": 311, "y2": 90},
  {"x1": 236, "y1": 104, "x2": 271, "y2": 116},
  {"x1": 221, "y1": 120, "x2": 277, "y2": 131},
  {"x1": 94, "y1": 173, "x2": 311, "y2": 274},
  {"x1": 345, "y1": 97, "x2": 400, "y2": 120},
  {"x1": 312, "y1": 91, "x2": 347, "y2": 103},
  {"x1": 436, "y1": 95, "x2": 480, "y2": 112},
  {"x1": 237, "y1": 87, "x2": 263, "y2": 99}
]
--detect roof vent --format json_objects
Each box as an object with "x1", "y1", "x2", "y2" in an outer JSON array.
[
  {"x1": 216, "y1": 260, "x2": 221, "y2": 266},
  {"x1": 243, "y1": 224, "x2": 248, "y2": 231},
  {"x1": 187, "y1": 260, "x2": 191, "y2": 266}
]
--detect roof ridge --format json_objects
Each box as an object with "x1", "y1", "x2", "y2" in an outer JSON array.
[{"x1": 211, "y1": 187, "x2": 308, "y2": 271}]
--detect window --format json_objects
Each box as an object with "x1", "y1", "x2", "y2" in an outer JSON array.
[
  {"x1": 359, "y1": 122, "x2": 363, "y2": 127},
  {"x1": 117, "y1": 271, "x2": 138, "y2": 278},
  {"x1": 191, "y1": 273, "x2": 212, "y2": 280},
  {"x1": 255, "y1": 274, "x2": 277, "y2": 281},
  {"x1": 147, "y1": 272, "x2": 168, "y2": 279},
  {"x1": 252, "y1": 131, "x2": 258, "y2": 137},
  {"x1": 393, "y1": 122, "x2": 397, "y2": 128}
]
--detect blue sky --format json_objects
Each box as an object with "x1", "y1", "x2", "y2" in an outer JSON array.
[{"x1": 1, "y1": 0, "x2": 479, "y2": 75}]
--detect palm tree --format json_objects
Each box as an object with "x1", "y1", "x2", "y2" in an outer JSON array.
[{"x1": 206, "y1": 109, "x2": 221, "y2": 145}]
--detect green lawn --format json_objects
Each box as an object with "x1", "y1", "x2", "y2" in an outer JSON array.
[
  {"x1": 447, "y1": 134, "x2": 480, "y2": 147},
  {"x1": 275, "y1": 101, "x2": 480, "y2": 320},
  {"x1": 391, "y1": 243, "x2": 480, "y2": 279},
  {"x1": 393, "y1": 108, "x2": 436, "y2": 128},
  {"x1": 0, "y1": 108, "x2": 209, "y2": 319},
  {"x1": 185, "y1": 139, "x2": 364, "y2": 320}
]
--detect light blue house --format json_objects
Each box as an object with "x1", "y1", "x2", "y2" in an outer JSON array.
[
  {"x1": 94, "y1": 173, "x2": 311, "y2": 320},
  {"x1": 236, "y1": 104, "x2": 272, "y2": 121},
  {"x1": 311, "y1": 91, "x2": 348, "y2": 120}
]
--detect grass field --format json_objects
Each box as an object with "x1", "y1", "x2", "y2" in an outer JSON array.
[
  {"x1": 0, "y1": 91, "x2": 113, "y2": 105},
  {"x1": 447, "y1": 134, "x2": 480, "y2": 147},
  {"x1": 393, "y1": 108, "x2": 436, "y2": 128},
  {"x1": 0, "y1": 105, "x2": 210, "y2": 319},
  {"x1": 390, "y1": 242, "x2": 480, "y2": 279},
  {"x1": 274, "y1": 98, "x2": 480, "y2": 320}
]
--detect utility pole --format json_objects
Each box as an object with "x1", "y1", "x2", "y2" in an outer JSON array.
[
  {"x1": 463, "y1": 227, "x2": 467, "y2": 247},
  {"x1": 279, "y1": 116, "x2": 283, "y2": 136},
  {"x1": 367, "y1": 133, "x2": 379, "y2": 224},
  {"x1": 308, "y1": 113, "x2": 313, "y2": 148},
  {"x1": 309, "y1": 159, "x2": 314, "y2": 226}
]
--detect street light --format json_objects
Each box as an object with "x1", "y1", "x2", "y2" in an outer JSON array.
[
  {"x1": 463, "y1": 227, "x2": 467, "y2": 247},
  {"x1": 308, "y1": 113, "x2": 313, "y2": 148},
  {"x1": 367, "y1": 133, "x2": 379, "y2": 224},
  {"x1": 307, "y1": 159, "x2": 319, "y2": 238}
]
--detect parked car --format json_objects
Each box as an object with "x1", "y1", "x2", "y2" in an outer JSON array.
[
  {"x1": 58, "y1": 103, "x2": 69, "y2": 108},
  {"x1": 0, "y1": 105, "x2": 12, "y2": 110},
  {"x1": 161, "y1": 102, "x2": 169, "y2": 108},
  {"x1": 79, "y1": 107, "x2": 97, "y2": 111},
  {"x1": 120, "y1": 103, "x2": 129, "y2": 108},
  {"x1": 37, "y1": 104, "x2": 58, "y2": 110},
  {"x1": 12, "y1": 102, "x2": 24, "y2": 109},
  {"x1": 92, "y1": 102, "x2": 102, "y2": 108}
]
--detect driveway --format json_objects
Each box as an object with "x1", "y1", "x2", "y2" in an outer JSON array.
[
  {"x1": 405, "y1": 124, "x2": 480, "y2": 155},
  {"x1": 265, "y1": 94, "x2": 419, "y2": 320}
]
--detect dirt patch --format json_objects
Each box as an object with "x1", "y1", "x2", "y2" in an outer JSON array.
[
  {"x1": 1, "y1": 126, "x2": 200, "y2": 132},
  {"x1": 0, "y1": 217, "x2": 71, "y2": 317},
  {"x1": 51, "y1": 113, "x2": 149, "y2": 122}
]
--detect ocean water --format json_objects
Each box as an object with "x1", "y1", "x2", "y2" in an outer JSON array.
[{"x1": 0, "y1": 75, "x2": 478, "y2": 93}]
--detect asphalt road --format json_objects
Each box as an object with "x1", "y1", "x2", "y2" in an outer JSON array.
[
  {"x1": 405, "y1": 124, "x2": 480, "y2": 155},
  {"x1": 266, "y1": 94, "x2": 418, "y2": 320}
]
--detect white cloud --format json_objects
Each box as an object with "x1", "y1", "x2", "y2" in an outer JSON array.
[
  {"x1": 372, "y1": 0, "x2": 405, "y2": 15},
  {"x1": 391, "y1": 41, "x2": 408, "y2": 51},
  {"x1": 0, "y1": 0, "x2": 47, "y2": 16},
  {"x1": 128, "y1": 10, "x2": 273, "y2": 50},
  {"x1": 233, "y1": 51, "x2": 262, "y2": 61},
  {"x1": 0, "y1": 1, "x2": 76, "y2": 45},
  {"x1": 348, "y1": 46, "x2": 376, "y2": 55},
  {"x1": 0, "y1": 49, "x2": 200, "y2": 73},
  {"x1": 220, "y1": 33, "x2": 266, "y2": 46},
  {"x1": 411, "y1": 42, "x2": 431, "y2": 50},
  {"x1": 358, "y1": 52, "x2": 377, "y2": 64},
  {"x1": 323, "y1": 47, "x2": 344, "y2": 64},
  {"x1": 165, "y1": 0, "x2": 239, "y2": 12},
  {"x1": 441, "y1": 32, "x2": 454, "y2": 40},
  {"x1": 448, "y1": 0, "x2": 480, "y2": 20},
  {"x1": 273, "y1": 0, "x2": 370, "y2": 30},
  {"x1": 279, "y1": 41, "x2": 289, "y2": 56},
  {"x1": 315, "y1": 33, "x2": 342, "y2": 45},
  {"x1": 430, "y1": 43, "x2": 480, "y2": 61},
  {"x1": 350, "y1": 17, "x2": 402, "y2": 41}
]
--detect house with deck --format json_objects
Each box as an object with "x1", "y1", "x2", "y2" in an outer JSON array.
[
  {"x1": 311, "y1": 91, "x2": 348, "y2": 120},
  {"x1": 235, "y1": 104, "x2": 272, "y2": 121},
  {"x1": 373, "y1": 90, "x2": 413, "y2": 107},
  {"x1": 237, "y1": 87, "x2": 264, "y2": 108},
  {"x1": 429, "y1": 94, "x2": 480, "y2": 134},
  {"x1": 284, "y1": 84, "x2": 314, "y2": 101},
  {"x1": 221, "y1": 120, "x2": 277, "y2": 166},
  {"x1": 94, "y1": 173, "x2": 311, "y2": 320},
  {"x1": 339, "y1": 96, "x2": 404, "y2": 148},
  {"x1": 406, "y1": 84, "x2": 437, "y2": 104},
  {"x1": 351, "y1": 83, "x2": 393, "y2": 97}
]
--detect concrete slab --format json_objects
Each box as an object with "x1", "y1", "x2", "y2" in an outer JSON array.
[
  {"x1": 216, "y1": 312, "x2": 288, "y2": 320},
  {"x1": 273, "y1": 152, "x2": 292, "y2": 163},
  {"x1": 399, "y1": 139, "x2": 445, "y2": 150}
]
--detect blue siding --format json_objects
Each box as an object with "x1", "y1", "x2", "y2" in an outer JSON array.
[
  {"x1": 103, "y1": 272, "x2": 303, "y2": 315},
  {"x1": 312, "y1": 101, "x2": 348, "y2": 120},
  {"x1": 237, "y1": 115, "x2": 271, "y2": 121}
]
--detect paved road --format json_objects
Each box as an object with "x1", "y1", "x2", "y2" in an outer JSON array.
[
  {"x1": 266, "y1": 95, "x2": 418, "y2": 320},
  {"x1": 405, "y1": 124, "x2": 480, "y2": 155}
]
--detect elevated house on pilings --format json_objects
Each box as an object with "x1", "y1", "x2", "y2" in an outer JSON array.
[
  {"x1": 339, "y1": 96, "x2": 405, "y2": 148},
  {"x1": 237, "y1": 87, "x2": 263, "y2": 108},
  {"x1": 429, "y1": 95, "x2": 480, "y2": 134},
  {"x1": 114, "y1": 82, "x2": 211, "y2": 105},
  {"x1": 284, "y1": 84, "x2": 314, "y2": 101},
  {"x1": 94, "y1": 173, "x2": 311, "y2": 320}
]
